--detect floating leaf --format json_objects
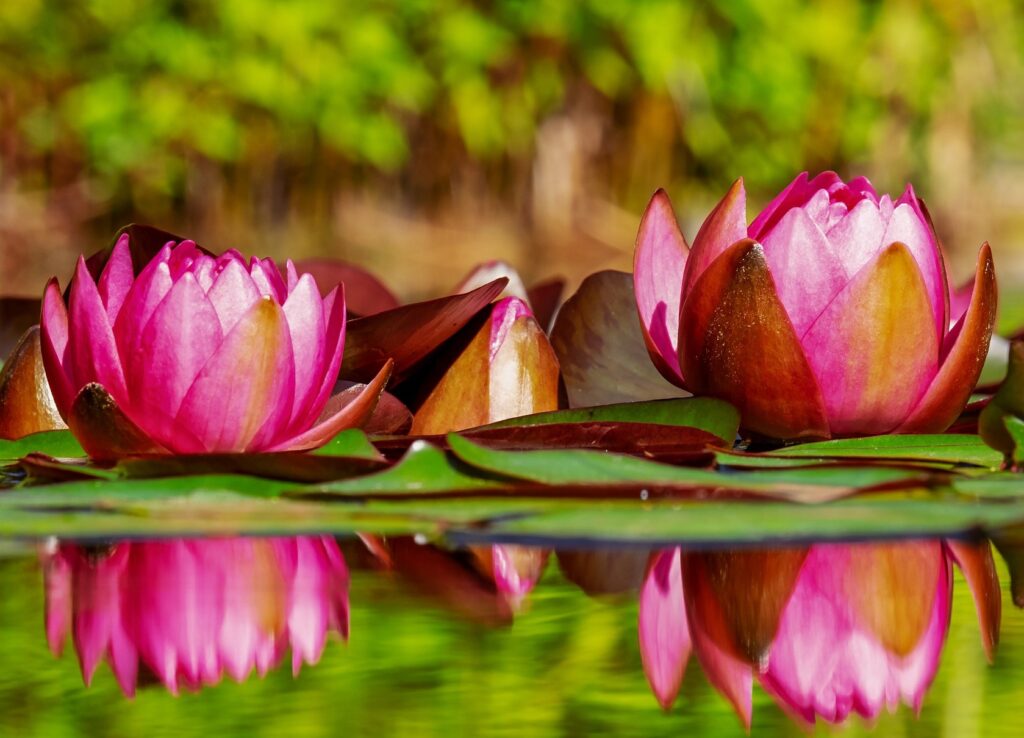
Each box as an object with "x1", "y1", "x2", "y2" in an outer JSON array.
[
  {"x1": 550, "y1": 271, "x2": 687, "y2": 407},
  {"x1": 309, "y1": 441, "x2": 515, "y2": 496},
  {"x1": 480, "y1": 397, "x2": 739, "y2": 445},
  {"x1": 310, "y1": 428, "x2": 382, "y2": 459},
  {"x1": 117, "y1": 452, "x2": 387, "y2": 483},
  {"x1": 751, "y1": 434, "x2": 1002, "y2": 468},
  {"x1": 340, "y1": 278, "x2": 508, "y2": 384},
  {"x1": 446, "y1": 435, "x2": 926, "y2": 502},
  {"x1": 451, "y1": 495, "x2": 1024, "y2": 547},
  {"x1": 0, "y1": 430, "x2": 84, "y2": 462},
  {"x1": 374, "y1": 422, "x2": 721, "y2": 465}
]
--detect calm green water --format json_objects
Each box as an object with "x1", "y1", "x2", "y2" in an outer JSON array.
[{"x1": 0, "y1": 537, "x2": 1020, "y2": 738}]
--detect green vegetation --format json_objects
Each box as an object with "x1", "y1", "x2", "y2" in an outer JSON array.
[{"x1": 2, "y1": 0, "x2": 1021, "y2": 204}]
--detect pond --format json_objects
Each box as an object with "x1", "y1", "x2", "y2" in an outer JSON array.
[{"x1": 0, "y1": 534, "x2": 1018, "y2": 737}]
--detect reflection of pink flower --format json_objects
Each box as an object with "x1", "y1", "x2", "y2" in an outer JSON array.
[
  {"x1": 40, "y1": 236, "x2": 388, "y2": 457},
  {"x1": 638, "y1": 548, "x2": 690, "y2": 710},
  {"x1": 44, "y1": 537, "x2": 348, "y2": 696},
  {"x1": 634, "y1": 173, "x2": 997, "y2": 439},
  {"x1": 679, "y1": 541, "x2": 999, "y2": 727}
]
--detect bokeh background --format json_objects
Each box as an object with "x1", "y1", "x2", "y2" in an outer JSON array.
[{"x1": 1, "y1": 0, "x2": 1022, "y2": 302}]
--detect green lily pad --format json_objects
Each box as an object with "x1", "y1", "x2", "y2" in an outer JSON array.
[
  {"x1": 310, "y1": 428, "x2": 382, "y2": 459},
  {"x1": 0, "y1": 431, "x2": 84, "y2": 462},
  {"x1": 452, "y1": 493, "x2": 1024, "y2": 546},
  {"x1": 445, "y1": 435, "x2": 927, "y2": 501},
  {"x1": 479, "y1": 397, "x2": 739, "y2": 445},
  {"x1": 310, "y1": 441, "x2": 514, "y2": 496},
  {"x1": 0, "y1": 473, "x2": 292, "y2": 508},
  {"x1": 1003, "y1": 416, "x2": 1024, "y2": 467},
  {"x1": 753, "y1": 434, "x2": 1002, "y2": 468}
]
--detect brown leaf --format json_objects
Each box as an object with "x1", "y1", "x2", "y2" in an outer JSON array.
[
  {"x1": 340, "y1": 278, "x2": 508, "y2": 384},
  {"x1": 550, "y1": 271, "x2": 687, "y2": 407}
]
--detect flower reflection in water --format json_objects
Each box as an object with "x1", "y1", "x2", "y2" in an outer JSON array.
[
  {"x1": 639, "y1": 540, "x2": 1001, "y2": 727},
  {"x1": 43, "y1": 536, "x2": 349, "y2": 696}
]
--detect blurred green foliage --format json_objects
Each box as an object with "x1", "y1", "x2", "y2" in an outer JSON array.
[{"x1": 1, "y1": 0, "x2": 1021, "y2": 202}]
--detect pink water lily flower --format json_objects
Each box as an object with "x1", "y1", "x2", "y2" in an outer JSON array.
[
  {"x1": 634, "y1": 172, "x2": 997, "y2": 439},
  {"x1": 44, "y1": 537, "x2": 349, "y2": 696},
  {"x1": 40, "y1": 235, "x2": 392, "y2": 457}
]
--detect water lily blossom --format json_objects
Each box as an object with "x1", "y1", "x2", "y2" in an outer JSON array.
[
  {"x1": 40, "y1": 235, "x2": 392, "y2": 457},
  {"x1": 634, "y1": 172, "x2": 997, "y2": 439},
  {"x1": 43, "y1": 537, "x2": 349, "y2": 696}
]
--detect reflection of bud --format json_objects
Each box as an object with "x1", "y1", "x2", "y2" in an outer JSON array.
[
  {"x1": 412, "y1": 294, "x2": 559, "y2": 603},
  {"x1": 678, "y1": 541, "x2": 1000, "y2": 726},
  {"x1": 43, "y1": 537, "x2": 349, "y2": 696}
]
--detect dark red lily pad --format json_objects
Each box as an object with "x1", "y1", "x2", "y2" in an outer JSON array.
[
  {"x1": 340, "y1": 278, "x2": 508, "y2": 384},
  {"x1": 117, "y1": 452, "x2": 388, "y2": 484},
  {"x1": 373, "y1": 422, "x2": 721, "y2": 465},
  {"x1": 291, "y1": 258, "x2": 400, "y2": 316}
]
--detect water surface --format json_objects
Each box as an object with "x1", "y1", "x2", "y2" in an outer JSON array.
[{"x1": 0, "y1": 536, "x2": 1020, "y2": 737}]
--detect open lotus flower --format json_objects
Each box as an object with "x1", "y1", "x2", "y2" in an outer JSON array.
[
  {"x1": 40, "y1": 235, "x2": 392, "y2": 458},
  {"x1": 44, "y1": 536, "x2": 349, "y2": 696},
  {"x1": 677, "y1": 540, "x2": 1000, "y2": 726},
  {"x1": 635, "y1": 172, "x2": 997, "y2": 439}
]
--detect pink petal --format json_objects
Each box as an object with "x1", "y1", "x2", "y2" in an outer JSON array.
[
  {"x1": 282, "y1": 273, "x2": 326, "y2": 429},
  {"x1": 114, "y1": 247, "x2": 174, "y2": 367},
  {"x1": 759, "y1": 207, "x2": 848, "y2": 336},
  {"x1": 800, "y1": 243, "x2": 939, "y2": 435},
  {"x1": 286, "y1": 260, "x2": 300, "y2": 292},
  {"x1": 39, "y1": 279, "x2": 75, "y2": 416},
  {"x1": 897, "y1": 244, "x2": 997, "y2": 434},
  {"x1": 124, "y1": 272, "x2": 225, "y2": 443},
  {"x1": 489, "y1": 296, "x2": 533, "y2": 362},
  {"x1": 883, "y1": 187, "x2": 947, "y2": 339},
  {"x1": 176, "y1": 298, "x2": 296, "y2": 452},
  {"x1": 633, "y1": 189, "x2": 690, "y2": 386},
  {"x1": 302, "y1": 284, "x2": 347, "y2": 426},
  {"x1": 166, "y1": 240, "x2": 200, "y2": 278},
  {"x1": 250, "y1": 257, "x2": 287, "y2": 302},
  {"x1": 639, "y1": 549, "x2": 691, "y2": 710},
  {"x1": 748, "y1": 171, "x2": 842, "y2": 241},
  {"x1": 67, "y1": 257, "x2": 128, "y2": 404},
  {"x1": 268, "y1": 358, "x2": 391, "y2": 452},
  {"x1": 97, "y1": 234, "x2": 135, "y2": 323},
  {"x1": 207, "y1": 258, "x2": 263, "y2": 336},
  {"x1": 681, "y1": 178, "x2": 747, "y2": 298},
  {"x1": 825, "y1": 198, "x2": 887, "y2": 277}
]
